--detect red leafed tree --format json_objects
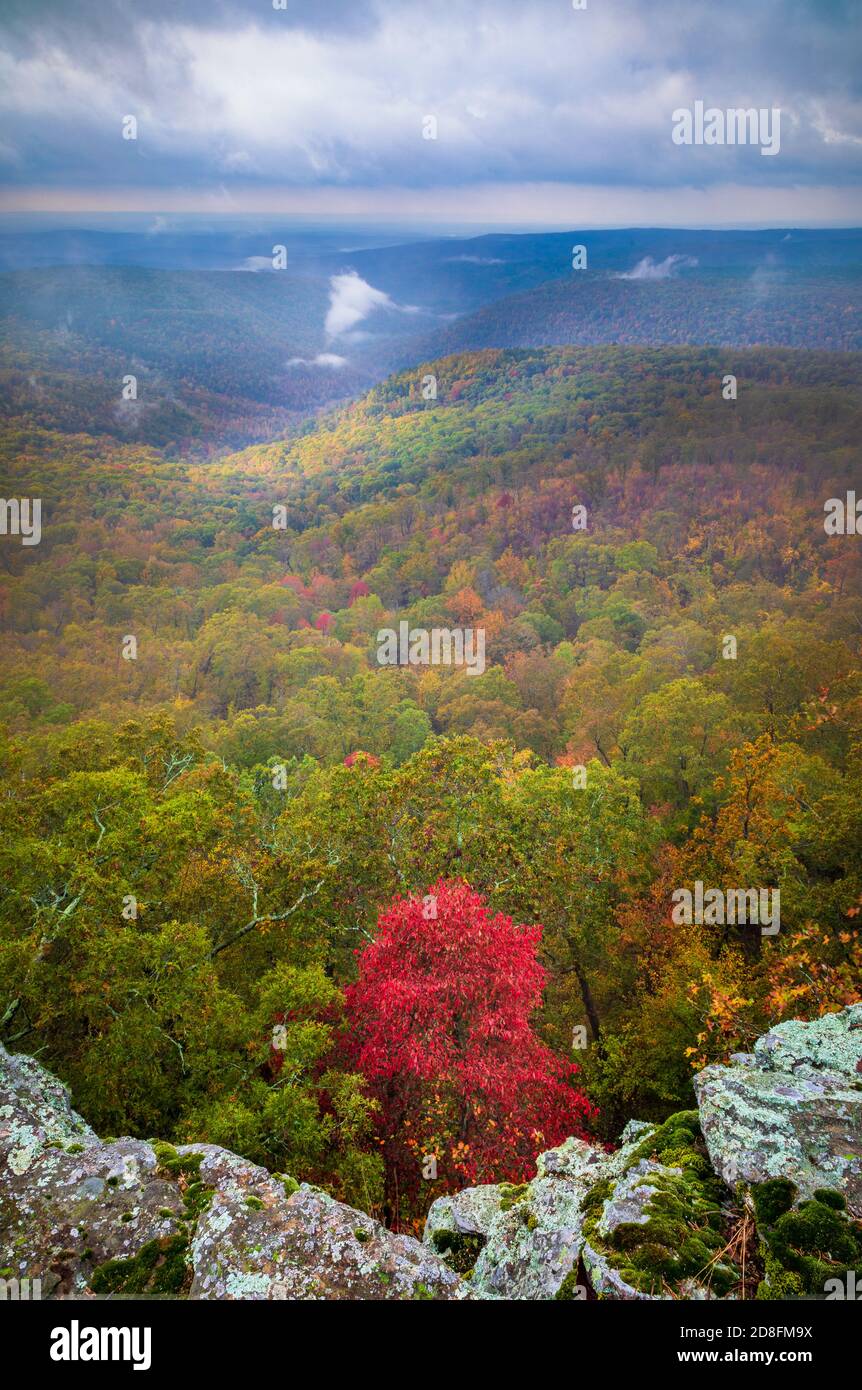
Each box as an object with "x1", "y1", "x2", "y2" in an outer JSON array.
[
  {"x1": 279, "y1": 574, "x2": 308, "y2": 594},
  {"x1": 344, "y1": 879, "x2": 596, "y2": 1224},
  {"x1": 344, "y1": 750, "x2": 380, "y2": 768}
]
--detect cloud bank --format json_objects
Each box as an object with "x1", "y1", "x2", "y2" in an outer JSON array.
[
  {"x1": 0, "y1": 0, "x2": 859, "y2": 220},
  {"x1": 287, "y1": 352, "x2": 349, "y2": 368}
]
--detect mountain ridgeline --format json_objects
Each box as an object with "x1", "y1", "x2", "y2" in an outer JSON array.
[{"x1": 1, "y1": 227, "x2": 860, "y2": 446}]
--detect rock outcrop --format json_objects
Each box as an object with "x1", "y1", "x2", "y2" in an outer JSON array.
[
  {"x1": 423, "y1": 1006, "x2": 862, "y2": 1300},
  {"x1": 3, "y1": 1005, "x2": 862, "y2": 1300},
  {"x1": 694, "y1": 1005, "x2": 862, "y2": 1216},
  {"x1": 0, "y1": 1045, "x2": 467, "y2": 1300},
  {"x1": 424, "y1": 1111, "x2": 738, "y2": 1299}
]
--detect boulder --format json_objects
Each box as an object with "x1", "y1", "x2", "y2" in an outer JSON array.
[
  {"x1": 190, "y1": 1163, "x2": 467, "y2": 1300},
  {"x1": 694, "y1": 1003, "x2": 862, "y2": 1217},
  {"x1": 0, "y1": 1044, "x2": 468, "y2": 1300},
  {"x1": 423, "y1": 1124, "x2": 665, "y2": 1299}
]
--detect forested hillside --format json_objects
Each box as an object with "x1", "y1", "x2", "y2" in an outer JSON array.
[
  {"x1": 3, "y1": 227, "x2": 859, "y2": 452},
  {"x1": 0, "y1": 267, "x2": 366, "y2": 444},
  {"x1": 2, "y1": 344, "x2": 861, "y2": 1228},
  {"x1": 412, "y1": 273, "x2": 862, "y2": 360}
]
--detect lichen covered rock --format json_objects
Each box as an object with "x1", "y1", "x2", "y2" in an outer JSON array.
[
  {"x1": 580, "y1": 1112, "x2": 739, "y2": 1300},
  {"x1": 423, "y1": 1183, "x2": 503, "y2": 1244},
  {"x1": 0, "y1": 1044, "x2": 468, "y2": 1300},
  {"x1": 191, "y1": 1179, "x2": 468, "y2": 1300},
  {"x1": 6, "y1": 1007, "x2": 862, "y2": 1301},
  {"x1": 423, "y1": 1185, "x2": 503, "y2": 1274},
  {"x1": 0, "y1": 1044, "x2": 189, "y2": 1298},
  {"x1": 426, "y1": 1123, "x2": 665, "y2": 1299},
  {"x1": 467, "y1": 1172, "x2": 588, "y2": 1300},
  {"x1": 0, "y1": 1046, "x2": 96, "y2": 1162},
  {"x1": 694, "y1": 1004, "x2": 862, "y2": 1216}
]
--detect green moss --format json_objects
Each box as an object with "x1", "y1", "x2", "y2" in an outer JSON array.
[
  {"x1": 90, "y1": 1235, "x2": 189, "y2": 1297},
  {"x1": 498, "y1": 1182, "x2": 530, "y2": 1213},
  {"x1": 146, "y1": 1142, "x2": 213, "y2": 1225},
  {"x1": 430, "y1": 1228, "x2": 485, "y2": 1275},
  {"x1": 274, "y1": 1173, "x2": 300, "y2": 1198},
  {"x1": 157, "y1": 1208, "x2": 174, "y2": 1219},
  {"x1": 813, "y1": 1188, "x2": 846, "y2": 1212},
  {"x1": 65, "y1": 1144, "x2": 84, "y2": 1155},
  {"x1": 623, "y1": 1111, "x2": 708, "y2": 1178},
  {"x1": 607, "y1": 1176, "x2": 733, "y2": 1296},
  {"x1": 182, "y1": 1181, "x2": 213, "y2": 1220},
  {"x1": 583, "y1": 1117, "x2": 739, "y2": 1298},
  {"x1": 758, "y1": 1189, "x2": 862, "y2": 1296},
  {"x1": 555, "y1": 1267, "x2": 585, "y2": 1300},
  {"x1": 581, "y1": 1176, "x2": 614, "y2": 1218},
  {"x1": 751, "y1": 1178, "x2": 796, "y2": 1228},
  {"x1": 411, "y1": 1281, "x2": 435, "y2": 1300},
  {"x1": 244, "y1": 1196, "x2": 264, "y2": 1211},
  {"x1": 354, "y1": 1228, "x2": 371, "y2": 1243},
  {"x1": 756, "y1": 1251, "x2": 804, "y2": 1300},
  {"x1": 106, "y1": 1177, "x2": 119, "y2": 1188},
  {"x1": 151, "y1": 1142, "x2": 204, "y2": 1180}
]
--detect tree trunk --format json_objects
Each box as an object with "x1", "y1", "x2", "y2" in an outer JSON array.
[{"x1": 571, "y1": 959, "x2": 602, "y2": 1045}]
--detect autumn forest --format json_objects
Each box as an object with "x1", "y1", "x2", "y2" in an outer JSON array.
[{"x1": 2, "y1": 314, "x2": 861, "y2": 1232}]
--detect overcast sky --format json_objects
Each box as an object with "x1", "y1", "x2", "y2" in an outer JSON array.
[{"x1": 1, "y1": 0, "x2": 860, "y2": 224}]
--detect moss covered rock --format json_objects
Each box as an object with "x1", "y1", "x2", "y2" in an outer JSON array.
[
  {"x1": 695, "y1": 1004, "x2": 862, "y2": 1217},
  {"x1": 581, "y1": 1114, "x2": 739, "y2": 1300},
  {"x1": 6, "y1": 1008, "x2": 862, "y2": 1303},
  {"x1": 430, "y1": 1124, "x2": 662, "y2": 1300},
  {"x1": 753, "y1": 1181, "x2": 862, "y2": 1298},
  {"x1": 0, "y1": 1044, "x2": 470, "y2": 1302}
]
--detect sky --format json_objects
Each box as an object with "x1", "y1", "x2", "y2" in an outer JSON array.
[{"x1": 0, "y1": 0, "x2": 861, "y2": 226}]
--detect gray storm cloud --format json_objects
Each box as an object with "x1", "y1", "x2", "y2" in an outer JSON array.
[{"x1": 0, "y1": 0, "x2": 859, "y2": 205}]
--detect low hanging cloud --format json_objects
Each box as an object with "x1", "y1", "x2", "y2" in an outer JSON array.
[
  {"x1": 324, "y1": 270, "x2": 422, "y2": 337},
  {"x1": 616, "y1": 253, "x2": 699, "y2": 280},
  {"x1": 286, "y1": 352, "x2": 349, "y2": 368},
  {"x1": 325, "y1": 271, "x2": 394, "y2": 336}
]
